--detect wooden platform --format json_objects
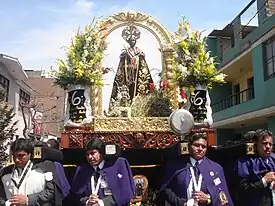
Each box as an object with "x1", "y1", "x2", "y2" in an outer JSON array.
[{"x1": 60, "y1": 117, "x2": 216, "y2": 149}]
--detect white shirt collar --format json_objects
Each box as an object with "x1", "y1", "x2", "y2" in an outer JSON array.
[
  {"x1": 189, "y1": 157, "x2": 203, "y2": 166},
  {"x1": 93, "y1": 160, "x2": 105, "y2": 170}
]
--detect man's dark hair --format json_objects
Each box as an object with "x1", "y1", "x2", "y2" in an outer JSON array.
[
  {"x1": 33, "y1": 141, "x2": 48, "y2": 147},
  {"x1": 243, "y1": 130, "x2": 256, "y2": 141},
  {"x1": 47, "y1": 139, "x2": 60, "y2": 150},
  {"x1": 188, "y1": 133, "x2": 208, "y2": 145},
  {"x1": 255, "y1": 129, "x2": 272, "y2": 142},
  {"x1": 10, "y1": 138, "x2": 33, "y2": 154},
  {"x1": 84, "y1": 138, "x2": 105, "y2": 155},
  {"x1": 244, "y1": 129, "x2": 273, "y2": 142}
]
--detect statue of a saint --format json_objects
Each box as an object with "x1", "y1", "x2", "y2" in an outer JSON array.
[
  {"x1": 135, "y1": 180, "x2": 143, "y2": 197},
  {"x1": 110, "y1": 25, "x2": 153, "y2": 104}
]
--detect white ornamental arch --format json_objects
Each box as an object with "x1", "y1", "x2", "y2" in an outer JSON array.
[{"x1": 92, "y1": 11, "x2": 176, "y2": 116}]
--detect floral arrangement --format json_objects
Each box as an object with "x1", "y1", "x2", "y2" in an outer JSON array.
[
  {"x1": 130, "y1": 80, "x2": 173, "y2": 117},
  {"x1": 177, "y1": 87, "x2": 188, "y2": 107},
  {"x1": 53, "y1": 18, "x2": 109, "y2": 90},
  {"x1": 171, "y1": 17, "x2": 226, "y2": 90},
  {"x1": 147, "y1": 80, "x2": 173, "y2": 117}
]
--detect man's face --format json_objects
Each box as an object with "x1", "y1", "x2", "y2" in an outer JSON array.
[
  {"x1": 86, "y1": 149, "x2": 103, "y2": 166},
  {"x1": 12, "y1": 150, "x2": 30, "y2": 168},
  {"x1": 257, "y1": 136, "x2": 273, "y2": 158},
  {"x1": 190, "y1": 138, "x2": 207, "y2": 160}
]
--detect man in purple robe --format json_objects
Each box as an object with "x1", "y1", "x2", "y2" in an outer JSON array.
[
  {"x1": 159, "y1": 133, "x2": 233, "y2": 206},
  {"x1": 70, "y1": 138, "x2": 135, "y2": 206},
  {"x1": 47, "y1": 139, "x2": 71, "y2": 199},
  {"x1": 234, "y1": 129, "x2": 275, "y2": 206}
]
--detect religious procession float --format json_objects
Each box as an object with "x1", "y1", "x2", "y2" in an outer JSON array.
[{"x1": 52, "y1": 11, "x2": 254, "y2": 205}]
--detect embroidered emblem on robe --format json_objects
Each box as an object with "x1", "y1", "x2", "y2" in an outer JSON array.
[{"x1": 219, "y1": 191, "x2": 228, "y2": 205}]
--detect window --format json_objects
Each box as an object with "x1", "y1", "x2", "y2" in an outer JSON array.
[
  {"x1": 264, "y1": 38, "x2": 275, "y2": 79},
  {"x1": 0, "y1": 74, "x2": 9, "y2": 101},
  {"x1": 233, "y1": 84, "x2": 240, "y2": 105},
  {"x1": 19, "y1": 89, "x2": 30, "y2": 105},
  {"x1": 247, "y1": 77, "x2": 255, "y2": 100}
]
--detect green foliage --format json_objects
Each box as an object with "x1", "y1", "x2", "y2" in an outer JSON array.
[
  {"x1": 130, "y1": 95, "x2": 152, "y2": 117},
  {"x1": 131, "y1": 90, "x2": 172, "y2": 117},
  {"x1": 0, "y1": 87, "x2": 17, "y2": 164},
  {"x1": 53, "y1": 17, "x2": 108, "y2": 90},
  {"x1": 171, "y1": 17, "x2": 226, "y2": 90}
]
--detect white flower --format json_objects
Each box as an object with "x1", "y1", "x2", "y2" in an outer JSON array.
[
  {"x1": 83, "y1": 49, "x2": 88, "y2": 58},
  {"x1": 214, "y1": 73, "x2": 227, "y2": 82},
  {"x1": 178, "y1": 65, "x2": 187, "y2": 74},
  {"x1": 44, "y1": 172, "x2": 53, "y2": 181},
  {"x1": 172, "y1": 33, "x2": 181, "y2": 43},
  {"x1": 206, "y1": 51, "x2": 210, "y2": 59},
  {"x1": 208, "y1": 57, "x2": 214, "y2": 64},
  {"x1": 194, "y1": 68, "x2": 200, "y2": 75}
]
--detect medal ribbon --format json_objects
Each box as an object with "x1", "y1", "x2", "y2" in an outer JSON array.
[
  {"x1": 11, "y1": 160, "x2": 33, "y2": 190},
  {"x1": 190, "y1": 167, "x2": 203, "y2": 191},
  {"x1": 91, "y1": 175, "x2": 102, "y2": 195}
]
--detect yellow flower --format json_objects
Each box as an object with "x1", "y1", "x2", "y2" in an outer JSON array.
[
  {"x1": 74, "y1": 68, "x2": 85, "y2": 78},
  {"x1": 180, "y1": 40, "x2": 188, "y2": 50},
  {"x1": 212, "y1": 73, "x2": 227, "y2": 83},
  {"x1": 189, "y1": 87, "x2": 195, "y2": 95}
]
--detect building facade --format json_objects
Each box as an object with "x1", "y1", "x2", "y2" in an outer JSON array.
[
  {"x1": 208, "y1": 0, "x2": 275, "y2": 144},
  {"x1": 0, "y1": 54, "x2": 32, "y2": 139},
  {"x1": 25, "y1": 70, "x2": 66, "y2": 139}
]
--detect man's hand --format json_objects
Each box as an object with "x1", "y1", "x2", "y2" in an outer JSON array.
[
  {"x1": 264, "y1": 172, "x2": 275, "y2": 184},
  {"x1": 87, "y1": 195, "x2": 100, "y2": 206},
  {"x1": 192, "y1": 191, "x2": 209, "y2": 204},
  {"x1": 9, "y1": 194, "x2": 28, "y2": 205}
]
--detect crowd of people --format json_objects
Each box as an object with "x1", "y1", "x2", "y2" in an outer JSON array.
[
  {"x1": 0, "y1": 138, "x2": 135, "y2": 206},
  {"x1": 0, "y1": 129, "x2": 273, "y2": 206}
]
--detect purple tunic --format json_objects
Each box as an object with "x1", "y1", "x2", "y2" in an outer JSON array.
[
  {"x1": 54, "y1": 162, "x2": 71, "y2": 198},
  {"x1": 236, "y1": 153, "x2": 275, "y2": 179},
  {"x1": 71, "y1": 157, "x2": 135, "y2": 206},
  {"x1": 160, "y1": 156, "x2": 234, "y2": 206},
  {"x1": 235, "y1": 153, "x2": 275, "y2": 206}
]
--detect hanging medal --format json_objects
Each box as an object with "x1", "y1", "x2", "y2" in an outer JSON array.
[
  {"x1": 91, "y1": 175, "x2": 102, "y2": 196},
  {"x1": 187, "y1": 167, "x2": 203, "y2": 206},
  {"x1": 190, "y1": 167, "x2": 203, "y2": 191}
]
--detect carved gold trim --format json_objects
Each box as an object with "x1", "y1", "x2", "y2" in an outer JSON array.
[
  {"x1": 163, "y1": 49, "x2": 178, "y2": 110},
  {"x1": 112, "y1": 11, "x2": 149, "y2": 22},
  {"x1": 92, "y1": 117, "x2": 170, "y2": 132},
  {"x1": 130, "y1": 164, "x2": 161, "y2": 168},
  {"x1": 97, "y1": 11, "x2": 173, "y2": 50},
  {"x1": 90, "y1": 85, "x2": 102, "y2": 117}
]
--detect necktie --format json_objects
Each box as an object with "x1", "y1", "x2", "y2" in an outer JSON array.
[
  {"x1": 94, "y1": 167, "x2": 100, "y2": 185},
  {"x1": 194, "y1": 161, "x2": 207, "y2": 193},
  {"x1": 93, "y1": 167, "x2": 104, "y2": 198},
  {"x1": 194, "y1": 161, "x2": 200, "y2": 181}
]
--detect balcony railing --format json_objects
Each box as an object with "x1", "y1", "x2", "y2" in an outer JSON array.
[{"x1": 211, "y1": 87, "x2": 255, "y2": 113}]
